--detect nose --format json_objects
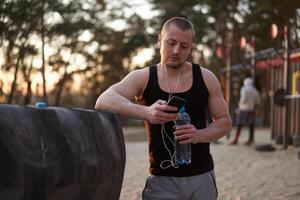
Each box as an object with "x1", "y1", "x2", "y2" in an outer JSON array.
[{"x1": 173, "y1": 44, "x2": 180, "y2": 54}]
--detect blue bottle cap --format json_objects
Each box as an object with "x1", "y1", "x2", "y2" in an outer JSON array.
[
  {"x1": 179, "y1": 106, "x2": 185, "y2": 113},
  {"x1": 35, "y1": 101, "x2": 47, "y2": 108}
]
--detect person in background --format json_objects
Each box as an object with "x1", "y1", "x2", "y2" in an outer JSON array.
[
  {"x1": 95, "y1": 17, "x2": 232, "y2": 200},
  {"x1": 230, "y1": 77, "x2": 260, "y2": 145}
]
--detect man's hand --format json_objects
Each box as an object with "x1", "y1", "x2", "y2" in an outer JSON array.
[
  {"x1": 146, "y1": 100, "x2": 178, "y2": 124},
  {"x1": 174, "y1": 124, "x2": 203, "y2": 144}
]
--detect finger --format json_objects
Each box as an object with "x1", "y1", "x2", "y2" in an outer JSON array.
[
  {"x1": 174, "y1": 131, "x2": 186, "y2": 137},
  {"x1": 174, "y1": 129, "x2": 194, "y2": 137},
  {"x1": 162, "y1": 104, "x2": 178, "y2": 112},
  {"x1": 174, "y1": 133, "x2": 192, "y2": 142},
  {"x1": 152, "y1": 104, "x2": 169, "y2": 113},
  {"x1": 158, "y1": 111, "x2": 178, "y2": 120},
  {"x1": 156, "y1": 99, "x2": 167, "y2": 105},
  {"x1": 156, "y1": 104, "x2": 177, "y2": 114},
  {"x1": 175, "y1": 125, "x2": 193, "y2": 131}
]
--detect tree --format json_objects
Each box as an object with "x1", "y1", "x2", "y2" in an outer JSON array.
[
  {"x1": 83, "y1": 11, "x2": 149, "y2": 107},
  {"x1": 47, "y1": 0, "x2": 95, "y2": 106},
  {"x1": 0, "y1": 0, "x2": 40, "y2": 103}
]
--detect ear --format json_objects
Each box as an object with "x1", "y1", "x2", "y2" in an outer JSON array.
[
  {"x1": 157, "y1": 33, "x2": 162, "y2": 48},
  {"x1": 158, "y1": 32, "x2": 162, "y2": 42}
]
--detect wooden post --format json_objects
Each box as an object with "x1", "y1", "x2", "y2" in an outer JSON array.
[{"x1": 283, "y1": 25, "x2": 289, "y2": 149}]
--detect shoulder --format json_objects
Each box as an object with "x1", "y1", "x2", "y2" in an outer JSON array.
[
  {"x1": 124, "y1": 66, "x2": 150, "y2": 83},
  {"x1": 128, "y1": 66, "x2": 149, "y2": 77},
  {"x1": 123, "y1": 66, "x2": 150, "y2": 95},
  {"x1": 109, "y1": 66, "x2": 151, "y2": 98},
  {"x1": 199, "y1": 66, "x2": 221, "y2": 91}
]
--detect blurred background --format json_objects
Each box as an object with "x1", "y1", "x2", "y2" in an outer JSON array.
[{"x1": 0, "y1": 0, "x2": 299, "y2": 132}]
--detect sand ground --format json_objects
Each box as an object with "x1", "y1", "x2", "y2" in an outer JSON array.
[{"x1": 120, "y1": 127, "x2": 300, "y2": 200}]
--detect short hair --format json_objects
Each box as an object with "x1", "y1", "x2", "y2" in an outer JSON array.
[{"x1": 161, "y1": 17, "x2": 195, "y2": 39}]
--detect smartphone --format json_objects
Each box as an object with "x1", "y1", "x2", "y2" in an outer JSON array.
[{"x1": 166, "y1": 96, "x2": 186, "y2": 113}]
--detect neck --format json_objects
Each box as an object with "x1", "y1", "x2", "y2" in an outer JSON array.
[{"x1": 159, "y1": 62, "x2": 186, "y2": 76}]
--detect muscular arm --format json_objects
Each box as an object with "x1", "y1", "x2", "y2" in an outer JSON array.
[
  {"x1": 95, "y1": 68, "x2": 178, "y2": 123},
  {"x1": 174, "y1": 68, "x2": 232, "y2": 144},
  {"x1": 200, "y1": 68, "x2": 232, "y2": 142},
  {"x1": 95, "y1": 69, "x2": 148, "y2": 120}
]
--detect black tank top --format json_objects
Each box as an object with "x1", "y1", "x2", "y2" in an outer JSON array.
[{"x1": 142, "y1": 64, "x2": 214, "y2": 177}]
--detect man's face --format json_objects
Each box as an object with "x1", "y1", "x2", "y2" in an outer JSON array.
[{"x1": 158, "y1": 24, "x2": 193, "y2": 69}]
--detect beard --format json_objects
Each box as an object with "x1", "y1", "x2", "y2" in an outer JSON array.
[
  {"x1": 160, "y1": 52, "x2": 188, "y2": 70},
  {"x1": 165, "y1": 59, "x2": 186, "y2": 70}
]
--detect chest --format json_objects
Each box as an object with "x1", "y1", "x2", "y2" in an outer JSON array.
[{"x1": 157, "y1": 70, "x2": 193, "y2": 94}]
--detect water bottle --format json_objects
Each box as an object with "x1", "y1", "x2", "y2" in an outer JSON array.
[{"x1": 174, "y1": 106, "x2": 191, "y2": 165}]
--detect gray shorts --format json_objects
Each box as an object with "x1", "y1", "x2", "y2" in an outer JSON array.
[
  {"x1": 142, "y1": 170, "x2": 218, "y2": 200},
  {"x1": 236, "y1": 110, "x2": 255, "y2": 126}
]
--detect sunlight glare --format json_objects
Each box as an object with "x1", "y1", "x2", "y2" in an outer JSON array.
[{"x1": 132, "y1": 48, "x2": 154, "y2": 68}]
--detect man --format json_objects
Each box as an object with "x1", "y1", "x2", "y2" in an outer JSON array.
[
  {"x1": 230, "y1": 77, "x2": 260, "y2": 145},
  {"x1": 95, "y1": 17, "x2": 232, "y2": 200}
]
